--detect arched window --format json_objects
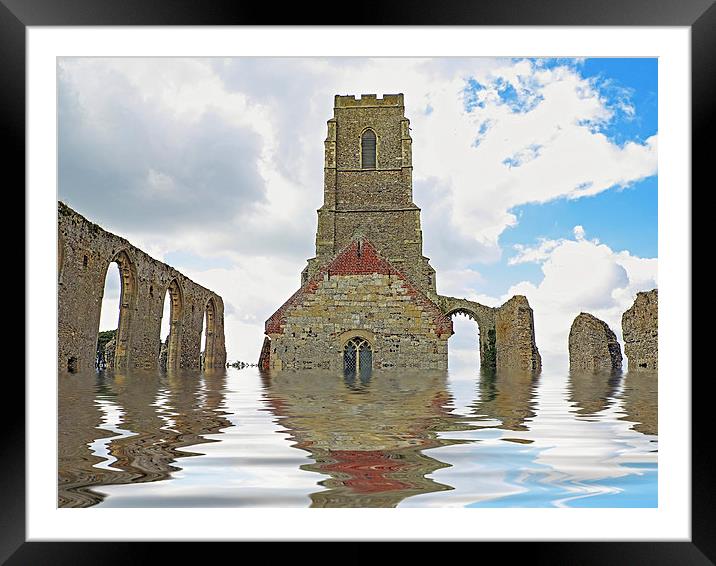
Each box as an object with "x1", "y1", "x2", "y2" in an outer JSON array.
[
  {"x1": 361, "y1": 129, "x2": 376, "y2": 169},
  {"x1": 343, "y1": 337, "x2": 372, "y2": 374}
]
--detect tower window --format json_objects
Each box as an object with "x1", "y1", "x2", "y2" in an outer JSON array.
[{"x1": 361, "y1": 129, "x2": 376, "y2": 169}]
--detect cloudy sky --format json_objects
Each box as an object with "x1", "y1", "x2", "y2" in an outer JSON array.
[{"x1": 58, "y1": 57, "x2": 657, "y2": 367}]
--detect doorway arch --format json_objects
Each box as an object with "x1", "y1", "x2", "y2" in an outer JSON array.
[
  {"x1": 445, "y1": 307, "x2": 496, "y2": 371},
  {"x1": 98, "y1": 249, "x2": 137, "y2": 370}
]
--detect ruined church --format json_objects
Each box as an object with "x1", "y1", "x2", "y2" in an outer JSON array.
[{"x1": 260, "y1": 94, "x2": 542, "y2": 373}]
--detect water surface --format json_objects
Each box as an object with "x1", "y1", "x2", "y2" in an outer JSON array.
[{"x1": 58, "y1": 365, "x2": 657, "y2": 508}]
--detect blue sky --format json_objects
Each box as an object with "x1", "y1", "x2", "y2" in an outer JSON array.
[
  {"x1": 456, "y1": 58, "x2": 657, "y2": 298},
  {"x1": 59, "y1": 57, "x2": 658, "y2": 363}
]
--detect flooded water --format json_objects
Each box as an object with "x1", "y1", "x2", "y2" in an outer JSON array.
[{"x1": 58, "y1": 365, "x2": 657, "y2": 508}]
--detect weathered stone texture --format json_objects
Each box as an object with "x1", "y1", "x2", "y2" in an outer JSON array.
[
  {"x1": 622, "y1": 289, "x2": 658, "y2": 371},
  {"x1": 266, "y1": 239, "x2": 451, "y2": 371},
  {"x1": 103, "y1": 336, "x2": 116, "y2": 369},
  {"x1": 568, "y1": 312, "x2": 622, "y2": 372},
  {"x1": 494, "y1": 296, "x2": 542, "y2": 373},
  {"x1": 258, "y1": 336, "x2": 271, "y2": 370},
  {"x1": 304, "y1": 93, "x2": 436, "y2": 294},
  {"x1": 58, "y1": 202, "x2": 227, "y2": 373}
]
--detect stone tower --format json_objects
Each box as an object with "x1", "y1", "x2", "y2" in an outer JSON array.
[
  {"x1": 260, "y1": 93, "x2": 542, "y2": 374},
  {"x1": 302, "y1": 93, "x2": 437, "y2": 294},
  {"x1": 262, "y1": 94, "x2": 450, "y2": 372}
]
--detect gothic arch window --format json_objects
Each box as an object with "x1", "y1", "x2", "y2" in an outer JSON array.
[
  {"x1": 343, "y1": 337, "x2": 372, "y2": 373},
  {"x1": 361, "y1": 129, "x2": 377, "y2": 169}
]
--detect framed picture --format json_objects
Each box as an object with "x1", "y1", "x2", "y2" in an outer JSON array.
[{"x1": 13, "y1": 0, "x2": 705, "y2": 561}]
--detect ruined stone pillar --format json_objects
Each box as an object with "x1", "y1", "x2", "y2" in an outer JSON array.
[
  {"x1": 495, "y1": 295, "x2": 541, "y2": 373},
  {"x1": 568, "y1": 312, "x2": 622, "y2": 372},
  {"x1": 622, "y1": 289, "x2": 658, "y2": 371}
]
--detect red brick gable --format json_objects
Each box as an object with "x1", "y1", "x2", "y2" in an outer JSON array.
[{"x1": 265, "y1": 239, "x2": 452, "y2": 336}]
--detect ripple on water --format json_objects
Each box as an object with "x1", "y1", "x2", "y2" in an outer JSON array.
[{"x1": 57, "y1": 366, "x2": 657, "y2": 508}]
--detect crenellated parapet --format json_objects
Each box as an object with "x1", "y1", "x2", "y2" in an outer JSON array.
[
  {"x1": 58, "y1": 201, "x2": 227, "y2": 373},
  {"x1": 334, "y1": 93, "x2": 405, "y2": 108}
]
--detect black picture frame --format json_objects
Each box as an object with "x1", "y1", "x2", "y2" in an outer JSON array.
[{"x1": 8, "y1": 0, "x2": 705, "y2": 562}]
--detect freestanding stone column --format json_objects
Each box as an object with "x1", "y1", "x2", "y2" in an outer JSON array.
[
  {"x1": 495, "y1": 295, "x2": 541, "y2": 373},
  {"x1": 622, "y1": 289, "x2": 658, "y2": 371},
  {"x1": 568, "y1": 312, "x2": 622, "y2": 372}
]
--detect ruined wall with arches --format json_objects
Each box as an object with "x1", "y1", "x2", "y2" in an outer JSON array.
[
  {"x1": 58, "y1": 202, "x2": 227, "y2": 373},
  {"x1": 437, "y1": 295, "x2": 541, "y2": 373}
]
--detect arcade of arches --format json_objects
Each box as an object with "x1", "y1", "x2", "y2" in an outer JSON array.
[{"x1": 58, "y1": 202, "x2": 227, "y2": 373}]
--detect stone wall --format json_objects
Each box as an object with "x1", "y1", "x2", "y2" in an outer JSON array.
[
  {"x1": 266, "y1": 239, "x2": 451, "y2": 371},
  {"x1": 494, "y1": 296, "x2": 542, "y2": 373},
  {"x1": 622, "y1": 289, "x2": 658, "y2": 371},
  {"x1": 568, "y1": 312, "x2": 622, "y2": 372},
  {"x1": 58, "y1": 202, "x2": 227, "y2": 373}
]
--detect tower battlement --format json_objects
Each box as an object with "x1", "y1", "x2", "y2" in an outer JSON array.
[{"x1": 334, "y1": 93, "x2": 404, "y2": 108}]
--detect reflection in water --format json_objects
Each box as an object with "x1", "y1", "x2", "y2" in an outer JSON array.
[
  {"x1": 568, "y1": 370, "x2": 623, "y2": 417},
  {"x1": 472, "y1": 369, "x2": 539, "y2": 432},
  {"x1": 89, "y1": 398, "x2": 137, "y2": 471},
  {"x1": 263, "y1": 370, "x2": 470, "y2": 507},
  {"x1": 58, "y1": 365, "x2": 657, "y2": 508},
  {"x1": 58, "y1": 369, "x2": 231, "y2": 507},
  {"x1": 620, "y1": 371, "x2": 658, "y2": 436}
]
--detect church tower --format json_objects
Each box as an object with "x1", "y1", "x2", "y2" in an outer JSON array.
[
  {"x1": 260, "y1": 93, "x2": 542, "y2": 374},
  {"x1": 261, "y1": 94, "x2": 451, "y2": 372},
  {"x1": 302, "y1": 94, "x2": 437, "y2": 295}
]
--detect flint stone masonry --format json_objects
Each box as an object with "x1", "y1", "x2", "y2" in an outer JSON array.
[
  {"x1": 262, "y1": 94, "x2": 541, "y2": 372},
  {"x1": 569, "y1": 312, "x2": 622, "y2": 372},
  {"x1": 58, "y1": 202, "x2": 227, "y2": 373},
  {"x1": 303, "y1": 93, "x2": 435, "y2": 294},
  {"x1": 494, "y1": 296, "x2": 542, "y2": 373},
  {"x1": 622, "y1": 289, "x2": 658, "y2": 371}
]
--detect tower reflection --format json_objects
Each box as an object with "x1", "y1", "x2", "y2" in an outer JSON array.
[{"x1": 261, "y1": 369, "x2": 468, "y2": 507}]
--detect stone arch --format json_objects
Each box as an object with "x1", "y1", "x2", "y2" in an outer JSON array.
[
  {"x1": 338, "y1": 328, "x2": 375, "y2": 348},
  {"x1": 161, "y1": 278, "x2": 184, "y2": 370},
  {"x1": 201, "y1": 296, "x2": 217, "y2": 370},
  {"x1": 444, "y1": 304, "x2": 496, "y2": 370},
  {"x1": 102, "y1": 249, "x2": 137, "y2": 370}
]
